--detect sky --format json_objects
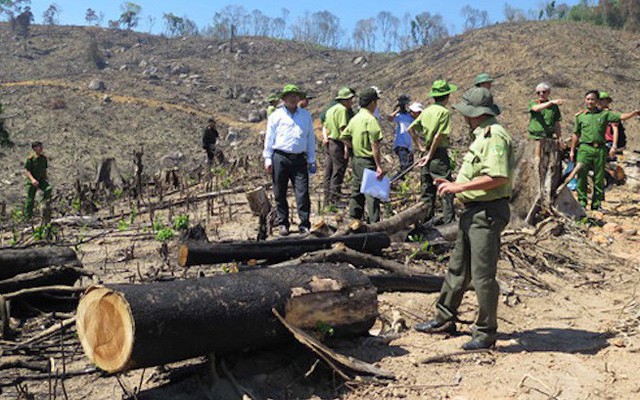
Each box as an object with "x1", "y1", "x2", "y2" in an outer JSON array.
[{"x1": 24, "y1": 0, "x2": 583, "y2": 38}]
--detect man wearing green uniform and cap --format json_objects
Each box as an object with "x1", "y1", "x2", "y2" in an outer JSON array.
[
  {"x1": 474, "y1": 73, "x2": 493, "y2": 90},
  {"x1": 571, "y1": 90, "x2": 639, "y2": 211},
  {"x1": 415, "y1": 87, "x2": 514, "y2": 351},
  {"x1": 266, "y1": 93, "x2": 280, "y2": 118},
  {"x1": 323, "y1": 87, "x2": 355, "y2": 208},
  {"x1": 24, "y1": 141, "x2": 53, "y2": 219},
  {"x1": 409, "y1": 79, "x2": 457, "y2": 225},
  {"x1": 341, "y1": 87, "x2": 384, "y2": 223},
  {"x1": 528, "y1": 82, "x2": 564, "y2": 178}
]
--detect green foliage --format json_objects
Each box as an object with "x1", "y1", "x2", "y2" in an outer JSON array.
[
  {"x1": 129, "y1": 206, "x2": 138, "y2": 224},
  {"x1": 408, "y1": 236, "x2": 432, "y2": 259},
  {"x1": 12, "y1": 207, "x2": 23, "y2": 224},
  {"x1": 173, "y1": 214, "x2": 189, "y2": 230},
  {"x1": 152, "y1": 217, "x2": 164, "y2": 232},
  {"x1": 71, "y1": 198, "x2": 81, "y2": 212},
  {"x1": 119, "y1": 2, "x2": 141, "y2": 30},
  {"x1": 113, "y1": 188, "x2": 124, "y2": 199},
  {"x1": 32, "y1": 223, "x2": 57, "y2": 242},
  {"x1": 155, "y1": 226, "x2": 175, "y2": 242},
  {"x1": 316, "y1": 321, "x2": 335, "y2": 336},
  {"x1": 117, "y1": 219, "x2": 130, "y2": 231},
  {"x1": 323, "y1": 204, "x2": 339, "y2": 214}
]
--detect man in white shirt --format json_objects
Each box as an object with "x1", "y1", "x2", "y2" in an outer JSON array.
[{"x1": 263, "y1": 84, "x2": 316, "y2": 236}]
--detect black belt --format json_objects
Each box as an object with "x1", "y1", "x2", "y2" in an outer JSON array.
[
  {"x1": 274, "y1": 149, "x2": 305, "y2": 158},
  {"x1": 463, "y1": 197, "x2": 510, "y2": 209},
  {"x1": 580, "y1": 142, "x2": 605, "y2": 148}
]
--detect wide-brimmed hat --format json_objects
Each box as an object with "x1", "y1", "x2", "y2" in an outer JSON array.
[
  {"x1": 599, "y1": 91, "x2": 613, "y2": 101},
  {"x1": 408, "y1": 102, "x2": 424, "y2": 113},
  {"x1": 474, "y1": 73, "x2": 494, "y2": 85},
  {"x1": 280, "y1": 84, "x2": 306, "y2": 99},
  {"x1": 429, "y1": 80, "x2": 457, "y2": 98},
  {"x1": 453, "y1": 87, "x2": 501, "y2": 117},
  {"x1": 335, "y1": 86, "x2": 355, "y2": 100}
]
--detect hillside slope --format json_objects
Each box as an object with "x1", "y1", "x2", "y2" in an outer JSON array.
[{"x1": 1, "y1": 21, "x2": 639, "y2": 208}]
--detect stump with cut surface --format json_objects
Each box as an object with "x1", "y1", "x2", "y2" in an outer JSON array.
[
  {"x1": 76, "y1": 263, "x2": 378, "y2": 373},
  {"x1": 178, "y1": 232, "x2": 391, "y2": 267}
]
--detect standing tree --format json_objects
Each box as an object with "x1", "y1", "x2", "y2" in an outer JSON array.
[
  {"x1": 620, "y1": 0, "x2": 640, "y2": 31},
  {"x1": 352, "y1": 18, "x2": 376, "y2": 51},
  {"x1": 85, "y1": 8, "x2": 104, "y2": 26},
  {"x1": 163, "y1": 12, "x2": 184, "y2": 37},
  {"x1": 410, "y1": 11, "x2": 448, "y2": 47},
  {"x1": 460, "y1": 5, "x2": 489, "y2": 32},
  {"x1": 250, "y1": 9, "x2": 271, "y2": 36},
  {"x1": 504, "y1": 3, "x2": 528, "y2": 22},
  {"x1": 118, "y1": 2, "x2": 141, "y2": 30},
  {"x1": 42, "y1": 3, "x2": 60, "y2": 25},
  {"x1": 376, "y1": 11, "x2": 400, "y2": 52}
]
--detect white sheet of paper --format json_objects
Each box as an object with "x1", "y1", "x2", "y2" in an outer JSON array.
[{"x1": 360, "y1": 168, "x2": 391, "y2": 202}]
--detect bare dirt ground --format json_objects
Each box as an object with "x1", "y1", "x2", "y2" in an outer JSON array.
[{"x1": 2, "y1": 177, "x2": 639, "y2": 399}]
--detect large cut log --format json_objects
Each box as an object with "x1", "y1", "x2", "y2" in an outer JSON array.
[
  {"x1": 179, "y1": 232, "x2": 391, "y2": 267},
  {"x1": 368, "y1": 274, "x2": 444, "y2": 293},
  {"x1": 0, "y1": 247, "x2": 81, "y2": 280},
  {"x1": 0, "y1": 266, "x2": 88, "y2": 293},
  {"x1": 76, "y1": 263, "x2": 378, "y2": 373}
]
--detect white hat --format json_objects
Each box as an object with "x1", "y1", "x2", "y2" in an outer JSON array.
[{"x1": 409, "y1": 102, "x2": 424, "y2": 112}]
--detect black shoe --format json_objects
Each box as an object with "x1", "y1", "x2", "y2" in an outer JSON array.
[
  {"x1": 279, "y1": 225, "x2": 290, "y2": 236},
  {"x1": 461, "y1": 337, "x2": 495, "y2": 350},
  {"x1": 299, "y1": 226, "x2": 310, "y2": 235},
  {"x1": 414, "y1": 319, "x2": 457, "y2": 334}
]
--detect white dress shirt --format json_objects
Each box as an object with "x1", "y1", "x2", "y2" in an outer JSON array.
[{"x1": 263, "y1": 106, "x2": 316, "y2": 167}]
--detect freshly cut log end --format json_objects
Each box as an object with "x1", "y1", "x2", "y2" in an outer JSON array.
[
  {"x1": 76, "y1": 263, "x2": 377, "y2": 373},
  {"x1": 76, "y1": 287, "x2": 135, "y2": 373},
  {"x1": 178, "y1": 244, "x2": 189, "y2": 268}
]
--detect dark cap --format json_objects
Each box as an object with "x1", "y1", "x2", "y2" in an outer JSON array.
[
  {"x1": 358, "y1": 87, "x2": 379, "y2": 106},
  {"x1": 31, "y1": 141, "x2": 43, "y2": 148}
]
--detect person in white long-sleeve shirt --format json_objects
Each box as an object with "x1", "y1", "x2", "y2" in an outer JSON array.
[{"x1": 263, "y1": 84, "x2": 316, "y2": 236}]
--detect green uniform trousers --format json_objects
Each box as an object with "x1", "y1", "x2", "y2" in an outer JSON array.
[
  {"x1": 421, "y1": 147, "x2": 454, "y2": 223},
  {"x1": 24, "y1": 181, "x2": 52, "y2": 219},
  {"x1": 435, "y1": 198, "x2": 510, "y2": 342},
  {"x1": 576, "y1": 144, "x2": 606, "y2": 210},
  {"x1": 349, "y1": 156, "x2": 380, "y2": 223}
]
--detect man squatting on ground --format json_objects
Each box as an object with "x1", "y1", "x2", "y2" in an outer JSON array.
[
  {"x1": 24, "y1": 141, "x2": 52, "y2": 219},
  {"x1": 262, "y1": 84, "x2": 316, "y2": 236},
  {"x1": 409, "y1": 80, "x2": 458, "y2": 225},
  {"x1": 415, "y1": 87, "x2": 514, "y2": 351},
  {"x1": 570, "y1": 90, "x2": 639, "y2": 211},
  {"x1": 340, "y1": 87, "x2": 384, "y2": 224},
  {"x1": 322, "y1": 87, "x2": 356, "y2": 208}
]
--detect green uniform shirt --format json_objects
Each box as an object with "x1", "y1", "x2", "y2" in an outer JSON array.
[
  {"x1": 266, "y1": 105, "x2": 276, "y2": 117},
  {"x1": 528, "y1": 100, "x2": 562, "y2": 138},
  {"x1": 25, "y1": 154, "x2": 48, "y2": 183},
  {"x1": 341, "y1": 108, "x2": 383, "y2": 158},
  {"x1": 408, "y1": 103, "x2": 451, "y2": 149},
  {"x1": 456, "y1": 117, "x2": 513, "y2": 203},
  {"x1": 574, "y1": 109, "x2": 621, "y2": 144},
  {"x1": 324, "y1": 102, "x2": 350, "y2": 140}
]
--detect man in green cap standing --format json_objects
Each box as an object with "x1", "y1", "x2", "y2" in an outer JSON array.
[
  {"x1": 598, "y1": 91, "x2": 625, "y2": 158},
  {"x1": 263, "y1": 84, "x2": 316, "y2": 236},
  {"x1": 409, "y1": 79, "x2": 457, "y2": 225},
  {"x1": 341, "y1": 87, "x2": 384, "y2": 223},
  {"x1": 571, "y1": 90, "x2": 639, "y2": 211},
  {"x1": 266, "y1": 93, "x2": 280, "y2": 118},
  {"x1": 24, "y1": 141, "x2": 53, "y2": 220},
  {"x1": 474, "y1": 73, "x2": 494, "y2": 90},
  {"x1": 323, "y1": 87, "x2": 356, "y2": 208},
  {"x1": 415, "y1": 87, "x2": 514, "y2": 351}
]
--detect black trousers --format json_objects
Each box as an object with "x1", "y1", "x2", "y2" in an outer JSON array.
[
  {"x1": 323, "y1": 139, "x2": 348, "y2": 207},
  {"x1": 272, "y1": 150, "x2": 311, "y2": 229}
]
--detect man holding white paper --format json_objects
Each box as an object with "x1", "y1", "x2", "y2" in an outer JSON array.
[{"x1": 341, "y1": 87, "x2": 384, "y2": 223}]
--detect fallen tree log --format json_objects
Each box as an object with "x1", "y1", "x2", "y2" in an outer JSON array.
[
  {"x1": 0, "y1": 247, "x2": 81, "y2": 280},
  {"x1": 76, "y1": 263, "x2": 378, "y2": 373},
  {"x1": 179, "y1": 232, "x2": 391, "y2": 267},
  {"x1": 332, "y1": 202, "x2": 429, "y2": 237},
  {"x1": 0, "y1": 266, "x2": 89, "y2": 293},
  {"x1": 368, "y1": 274, "x2": 444, "y2": 293}
]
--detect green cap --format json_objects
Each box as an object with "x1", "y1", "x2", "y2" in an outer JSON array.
[
  {"x1": 474, "y1": 73, "x2": 494, "y2": 85},
  {"x1": 453, "y1": 87, "x2": 501, "y2": 118},
  {"x1": 280, "y1": 84, "x2": 306, "y2": 99},
  {"x1": 335, "y1": 86, "x2": 356, "y2": 100},
  {"x1": 599, "y1": 91, "x2": 612, "y2": 101},
  {"x1": 267, "y1": 93, "x2": 280, "y2": 103},
  {"x1": 429, "y1": 80, "x2": 458, "y2": 98},
  {"x1": 358, "y1": 87, "x2": 379, "y2": 105}
]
